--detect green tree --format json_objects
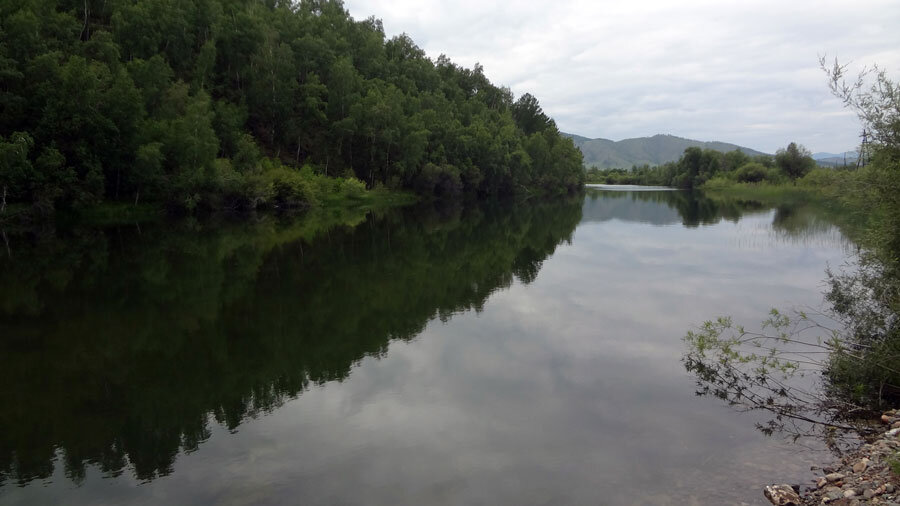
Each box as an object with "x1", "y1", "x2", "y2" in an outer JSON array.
[
  {"x1": 774, "y1": 142, "x2": 815, "y2": 180},
  {"x1": 0, "y1": 132, "x2": 34, "y2": 213},
  {"x1": 512, "y1": 93, "x2": 555, "y2": 135}
]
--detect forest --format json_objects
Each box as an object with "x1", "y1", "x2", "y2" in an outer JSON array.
[{"x1": 0, "y1": 0, "x2": 585, "y2": 216}]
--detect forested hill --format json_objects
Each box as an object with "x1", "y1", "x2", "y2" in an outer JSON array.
[
  {"x1": 0, "y1": 0, "x2": 584, "y2": 215},
  {"x1": 563, "y1": 133, "x2": 767, "y2": 168}
]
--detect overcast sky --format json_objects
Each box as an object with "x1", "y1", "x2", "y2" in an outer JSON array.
[{"x1": 344, "y1": 0, "x2": 900, "y2": 154}]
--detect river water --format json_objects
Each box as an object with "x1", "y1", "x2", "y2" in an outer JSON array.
[{"x1": 0, "y1": 187, "x2": 852, "y2": 505}]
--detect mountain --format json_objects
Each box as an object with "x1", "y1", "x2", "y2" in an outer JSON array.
[
  {"x1": 812, "y1": 151, "x2": 857, "y2": 160},
  {"x1": 562, "y1": 133, "x2": 768, "y2": 168},
  {"x1": 812, "y1": 151, "x2": 858, "y2": 167}
]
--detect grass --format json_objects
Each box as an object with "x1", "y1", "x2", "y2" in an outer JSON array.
[
  {"x1": 889, "y1": 452, "x2": 900, "y2": 476},
  {"x1": 699, "y1": 174, "x2": 872, "y2": 246}
]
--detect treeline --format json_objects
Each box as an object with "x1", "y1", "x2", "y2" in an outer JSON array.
[
  {"x1": 586, "y1": 142, "x2": 817, "y2": 188},
  {"x1": 0, "y1": 0, "x2": 584, "y2": 215}
]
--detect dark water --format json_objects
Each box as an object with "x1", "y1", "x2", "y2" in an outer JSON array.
[{"x1": 0, "y1": 188, "x2": 851, "y2": 505}]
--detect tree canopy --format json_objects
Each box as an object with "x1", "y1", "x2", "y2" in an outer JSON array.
[{"x1": 0, "y1": 0, "x2": 584, "y2": 214}]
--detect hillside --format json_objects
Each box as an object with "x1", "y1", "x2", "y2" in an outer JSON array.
[
  {"x1": 563, "y1": 133, "x2": 768, "y2": 168},
  {"x1": 0, "y1": 0, "x2": 584, "y2": 216}
]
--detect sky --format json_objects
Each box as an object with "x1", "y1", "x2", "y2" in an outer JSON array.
[{"x1": 343, "y1": 0, "x2": 900, "y2": 154}]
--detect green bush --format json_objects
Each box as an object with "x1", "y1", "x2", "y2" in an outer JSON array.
[
  {"x1": 733, "y1": 162, "x2": 786, "y2": 184},
  {"x1": 734, "y1": 162, "x2": 768, "y2": 183},
  {"x1": 260, "y1": 166, "x2": 318, "y2": 209},
  {"x1": 339, "y1": 177, "x2": 367, "y2": 200}
]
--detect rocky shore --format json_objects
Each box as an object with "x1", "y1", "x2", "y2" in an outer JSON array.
[{"x1": 765, "y1": 410, "x2": 900, "y2": 506}]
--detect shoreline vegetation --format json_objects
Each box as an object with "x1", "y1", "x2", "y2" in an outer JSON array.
[
  {"x1": 0, "y1": 0, "x2": 584, "y2": 225},
  {"x1": 682, "y1": 60, "x2": 898, "y2": 504},
  {"x1": 596, "y1": 145, "x2": 899, "y2": 405},
  {"x1": 590, "y1": 152, "x2": 900, "y2": 502},
  {"x1": 587, "y1": 59, "x2": 900, "y2": 503}
]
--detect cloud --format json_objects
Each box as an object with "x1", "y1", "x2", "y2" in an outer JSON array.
[{"x1": 345, "y1": 0, "x2": 900, "y2": 152}]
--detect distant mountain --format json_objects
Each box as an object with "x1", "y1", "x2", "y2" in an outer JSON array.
[
  {"x1": 812, "y1": 151, "x2": 858, "y2": 167},
  {"x1": 562, "y1": 133, "x2": 768, "y2": 168},
  {"x1": 812, "y1": 151, "x2": 857, "y2": 160}
]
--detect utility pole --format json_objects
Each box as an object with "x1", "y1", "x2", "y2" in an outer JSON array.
[{"x1": 856, "y1": 129, "x2": 870, "y2": 170}]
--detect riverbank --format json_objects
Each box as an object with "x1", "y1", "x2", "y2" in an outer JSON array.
[
  {"x1": 765, "y1": 411, "x2": 900, "y2": 505},
  {"x1": 698, "y1": 174, "x2": 882, "y2": 249},
  {"x1": 685, "y1": 178, "x2": 900, "y2": 504}
]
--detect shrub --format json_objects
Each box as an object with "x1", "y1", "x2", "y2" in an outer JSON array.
[
  {"x1": 260, "y1": 166, "x2": 318, "y2": 209},
  {"x1": 734, "y1": 162, "x2": 767, "y2": 183},
  {"x1": 339, "y1": 177, "x2": 367, "y2": 200}
]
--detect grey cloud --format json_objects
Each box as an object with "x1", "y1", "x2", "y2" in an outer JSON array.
[{"x1": 345, "y1": 0, "x2": 900, "y2": 152}]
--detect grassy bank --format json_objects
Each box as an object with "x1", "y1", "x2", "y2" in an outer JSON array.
[{"x1": 700, "y1": 168, "x2": 888, "y2": 251}]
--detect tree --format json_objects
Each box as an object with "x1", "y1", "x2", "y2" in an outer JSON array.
[
  {"x1": 822, "y1": 59, "x2": 900, "y2": 258},
  {"x1": 512, "y1": 93, "x2": 555, "y2": 135},
  {"x1": 0, "y1": 132, "x2": 34, "y2": 213},
  {"x1": 821, "y1": 56, "x2": 900, "y2": 154},
  {"x1": 0, "y1": 0, "x2": 585, "y2": 212},
  {"x1": 774, "y1": 142, "x2": 815, "y2": 179}
]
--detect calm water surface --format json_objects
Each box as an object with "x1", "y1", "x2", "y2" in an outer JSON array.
[{"x1": 0, "y1": 189, "x2": 851, "y2": 505}]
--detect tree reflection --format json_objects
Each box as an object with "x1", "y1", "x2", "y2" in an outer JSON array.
[
  {"x1": 0, "y1": 197, "x2": 581, "y2": 486},
  {"x1": 682, "y1": 312, "x2": 876, "y2": 450}
]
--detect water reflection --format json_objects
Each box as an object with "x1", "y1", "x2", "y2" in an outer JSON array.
[
  {"x1": 584, "y1": 187, "x2": 849, "y2": 249},
  {"x1": 0, "y1": 190, "x2": 854, "y2": 505},
  {"x1": 0, "y1": 199, "x2": 582, "y2": 487},
  {"x1": 583, "y1": 187, "x2": 761, "y2": 227}
]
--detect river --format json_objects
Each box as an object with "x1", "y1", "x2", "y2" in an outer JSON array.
[{"x1": 0, "y1": 187, "x2": 853, "y2": 505}]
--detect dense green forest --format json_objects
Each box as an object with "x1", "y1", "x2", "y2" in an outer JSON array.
[
  {"x1": 0, "y1": 0, "x2": 584, "y2": 215},
  {"x1": 586, "y1": 142, "x2": 817, "y2": 189}
]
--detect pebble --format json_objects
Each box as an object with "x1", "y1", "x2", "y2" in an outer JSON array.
[
  {"x1": 767, "y1": 410, "x2": 900, "y2": 506},
  {"x1": 826, "y1": 473, "x2": 846, "y2": 483},
  {"x1": 824, "y1": 489, "x2": 844, "y2": 501}
]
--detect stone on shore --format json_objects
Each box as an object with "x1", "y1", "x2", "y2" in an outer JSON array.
[
  {"x1": 765, "y1": 410, "x2": 900, "y2": 505},
  {"x1": 764, "y1": 484, "x2": 802, "y2": 505},
  {"x1": 825, "y1": 473, "x2": 846, "y2": 483}
]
